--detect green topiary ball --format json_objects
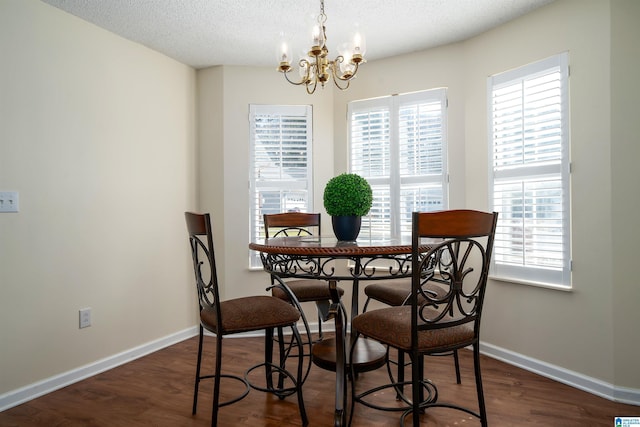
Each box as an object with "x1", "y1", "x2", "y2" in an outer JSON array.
[{"x1": 323, "y1": 173, "x2": 373, "y2": 217}]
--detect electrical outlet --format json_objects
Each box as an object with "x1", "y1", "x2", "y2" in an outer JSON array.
[
  {"x1": 79, "y1": 308, "x2": 91, "y2": 329},
  {"x1": 0, "y1": 191, "x2": 19, "y2": 213}
]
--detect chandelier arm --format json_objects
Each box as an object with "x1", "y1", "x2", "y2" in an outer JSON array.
[
  {"x1": 306, "y1": 70, "x2": 319, "y2": 94},
  {"x1": 281, "y1": 59, "x2": 314, "y2": 86},
  {"x1": 283, "y1": 72, "x2": 309, "y2": 86},
  {"x1": 331, "y1": 74, "x2": 351, "y2": 91},
  {"x1": 326, "y1": 59, "x2": 354, "y2": 91}
]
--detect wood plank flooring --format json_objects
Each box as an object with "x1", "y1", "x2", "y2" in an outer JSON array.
[{"x1": 1, "y1": 334, "x2": 637, "y2": 426}]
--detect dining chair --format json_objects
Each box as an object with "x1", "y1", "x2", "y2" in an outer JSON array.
[
  {"x1": 186, "y1": 212, "x2": 308, "y2": 427},
  {"x1": 264, "y1": 212, "x2": 345, "y2": 344},
  {"x1": 362, "y1": 277, "x2": 462, "y2": 387},
  {"x1": 348, "y1": 209, "x2": 498, "y2": 427}
]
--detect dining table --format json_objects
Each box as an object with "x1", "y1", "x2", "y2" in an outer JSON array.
[{"x1": 249, "y1": 234, "x2": 434, "y2": 426}]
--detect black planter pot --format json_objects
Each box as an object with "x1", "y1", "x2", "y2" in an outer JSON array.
[{"x1": 331, "y1": 216, "x2": 362, "y2": 241}]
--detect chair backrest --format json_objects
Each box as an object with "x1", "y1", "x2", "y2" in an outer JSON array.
[
  {"x1": 264, "y1": 212, "x2": 321, "y2": 238},
  {"x1": 185, "y1": 212, "x2": 221, "y2": 319},
  {"x1": 411, "y1": 209, "x2": 498, "y2": 343}
]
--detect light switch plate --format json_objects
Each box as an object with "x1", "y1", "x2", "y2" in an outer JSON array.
[
  {"x1": 0, "y1": 191, "x2": 19, "y2": 212},
  {"x1": 79, "y1": 308, "x2": 91, "y2": 329}
]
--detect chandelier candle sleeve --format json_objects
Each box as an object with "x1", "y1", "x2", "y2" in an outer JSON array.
[
  {"x1": 277, "y1": 0, "x2": 366, "y2": 94},
  {"x1": 278, "y1": 42, "x2": 291, "y2": 65}
]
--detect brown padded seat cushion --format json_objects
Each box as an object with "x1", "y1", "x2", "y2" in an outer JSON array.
[
  {"x1": 352, "y1": 305, "x2": 474, "y2": 352},
  {"x1": 200, "y1": 296, "x2": 300, "y2": 335},
  {"x1": 272, "y1": 279, "x2": 344, "y2": 302},
  {"x1": 364, "y1": 279, "x2": 448, "y2": 307}
]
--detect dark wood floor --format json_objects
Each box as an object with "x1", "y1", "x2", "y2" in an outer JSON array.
[{"x1": 1, "y1": 334, "x2": 637, "y2": 426}]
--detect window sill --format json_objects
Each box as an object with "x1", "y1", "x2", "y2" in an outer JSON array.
[{"x1": 489, "y1": 275, "x2": 572, "y2": 292}]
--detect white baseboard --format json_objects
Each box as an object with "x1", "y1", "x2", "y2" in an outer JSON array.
[
  {"x1": 0, "y1": 322, "x2": 325, "y2": 412},
  {"x1": 480, "y1": 342, "x2": 640, "y2": 406},
  {"x1": 3, "y1": 324, "x2": 637, "y2": 413},
  {"x1": 0, "y1": 326, "x2": 199, "y2": 412}
]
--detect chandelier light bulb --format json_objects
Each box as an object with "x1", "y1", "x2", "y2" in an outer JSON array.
[
  {"x1": 311, "y1": 24, "x2": 324, "y2": 48},
  {"x1": 337, "y1": 42, "x2": 354, "y2": 77},
  {"x1": 353, "y1": 32, "x2": 367, "y2": 55},
  {"x1": 352, "y1": 31, "x2": 366, "y2": 59},
  {"x1": 278, "y1": 41, "x2": 291, "y2": 64}
]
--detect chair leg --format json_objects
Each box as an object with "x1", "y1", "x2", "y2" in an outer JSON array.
[
  {"x1": 193, "y1": 325, "x2": 204, "y2": 415},
  {"x1": 453, "y1": 349, "x2": 462, "y2": 384},
  {"x1": 417, "y1": 354, "x2": 425, "y2": 413},
  {"x1": 292, "y1": 325, "x2": 309, "y2": 426},
  {"x1": 211, "y1": 333, "x2": 223, "y2": 427},
  {"x1": 264, "y1": 327, "x2": 276, "y2": 391},
  {"x1": 274, "y1": 327, "x2": 288, "y2": 393},
  {"x1": 411, "y1": 350, "x2": 422, "y2": 427},
  {"x1": 315, "y1": 300, "x2": 332, "y2": 342},
  {"x1": 473, "y1": 344, "x2": 488, "y2": 427},
  {"x1": 396, "y1": 350, "x2": 405, "y2": 400},
  {"x1": 276, "y1": 325, "x2": 286, "y2": 359},
  {"x1": 316, "y1": 311, "x2": 324, "y2": 340}
]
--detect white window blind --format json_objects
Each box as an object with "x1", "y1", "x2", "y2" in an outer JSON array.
[
  {"x1": 349, "y1": 89, "x2": 448, "y2": 240},
  {"x1": 249, "y1": 104, "x2": 312, "y2": 267},
  {"x1": 488, "y1": 53, "x2": 571, "y2": 288}
]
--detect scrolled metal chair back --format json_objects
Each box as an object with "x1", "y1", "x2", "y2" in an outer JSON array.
[
  {"x1": 411, "y1": 210, "x2": 498, "y2": 339},
  {"x1": 185, "y1": 212, "x2": 221, "y2": 314},
  {"x1": 272, "y1": 226, "x2": 313, "y2": 238},
  {"x1": 264, "y1": 212, "x2": 321, "y2": 239}
]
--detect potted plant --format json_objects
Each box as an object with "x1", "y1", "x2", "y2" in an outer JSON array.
[{"x1": 323, "y1": 173, "x2": 373, "y2": 241}]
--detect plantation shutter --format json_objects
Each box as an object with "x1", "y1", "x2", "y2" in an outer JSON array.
[
  {"x1": 349, "y1": 89, "x2": 448, "y2": 240},
  {"x1": 397, "y1": 91, "x2": 447, "y2": 236},
  {"x1": 488, "y1": 53, "x2": 571, "y2": 288},
  {"x1": 350, "y1": 99, "x2": 392, "y2": 239},
  {"x1": 249, "y1": 104, "x2": 312, "y2": 267}
]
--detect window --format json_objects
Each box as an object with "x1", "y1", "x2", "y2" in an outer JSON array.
[
  {"x1": 349, "y1": 89, "x2": 448, "y2": 239},
  {"x1": 249, "y1": 104, "x2": 312, "y2": 267},
  {"x1": 488, "y1": 53, "x2": 571, "y2": 289}
]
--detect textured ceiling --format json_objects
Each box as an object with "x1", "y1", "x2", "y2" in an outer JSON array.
[{"x1": 41, "y1": 0, "x2": 555, "y2": 69}]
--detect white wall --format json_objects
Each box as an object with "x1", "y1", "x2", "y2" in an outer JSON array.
[
  {"x1": 0, "y1": 0, "x2": 198, "y2": 398},
  {"x1": 610, "y1": 0, "x2": 640, "y2": 390}
]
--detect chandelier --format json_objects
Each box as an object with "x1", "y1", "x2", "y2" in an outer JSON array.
[{"x1": 277, "y1": 0, "x2": 366, "y2": 94}]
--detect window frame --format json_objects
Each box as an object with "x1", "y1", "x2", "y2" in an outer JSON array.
[
  {"x1": 348, "y1": 88, "x2": 449, "y2": 240},
  {"x1": 248, "y1": 104, "x2": 313, "y2": 268},
  {"x1": 487, "y1": 52, "x2": 572, "y2": 290}
]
